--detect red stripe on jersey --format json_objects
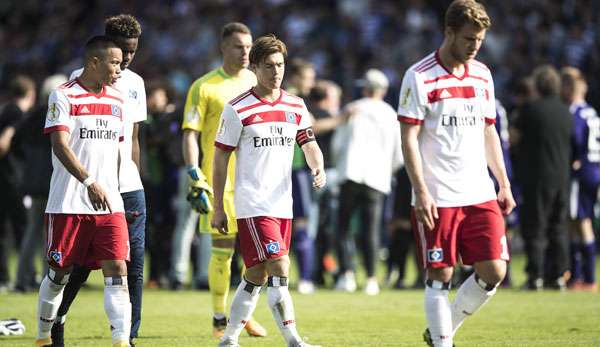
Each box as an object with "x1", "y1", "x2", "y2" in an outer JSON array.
[
  {"x1": 427, "y1": 86, "x2": 479, "y2": 104},
  {"x1": 416, "y1": 60, "x2": 438, "y2": 73},
  {"x1": 70, "y1": 103, "x2": 123, "y2": 118},
  {"x1": 59, "y1": 79, "x2": 78, "y2": 89},
  {"x1": 279, "y1": 101, "x2": 304, "y2": 109},
  {"x1": 230, "y1": 90, "x2": 252, "y2": 106},
  {"x1": 467, "y1": 75, "x2": 489, "y2": 83},
  {"x1": 43, "y1": 125, "x2": 70, "y2": 134},
  {"x1": 485, "y1": 118, "x2": 496, "y2": 124},
  {"x1": 66, "y1": 93, "x2": 124, "y2": 104},
  {"x1": 119, "y1": 136, "x2": 124, "y2": 142},
  {"x1": 215, "y1": 141, "x2": 236, "y2": 151},
  {"x1": 237, "y1": 102, "x2": 264, "y2": 114},
  {"x1": 414, "y1": 56, "x2": 435, "y2": 71},
  {"x1": 398, "y1": 116, "x2": 424, "y2": 125},
  {"x1": 424, "y1": 74, "x2": 489, "y2": 84},
  {"x1": 241, "y1": 111, "x2": 300, "y2": 126}
]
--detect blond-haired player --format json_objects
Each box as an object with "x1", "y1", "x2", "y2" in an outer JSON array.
[{"x1": 398, "y1": 1, "x2": 515, "y2": 346}]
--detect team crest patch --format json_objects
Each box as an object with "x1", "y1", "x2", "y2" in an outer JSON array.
[
  {"x1": 49, "y1": 250, "x2": 62, "y2": 264},
  {"x1": 285, "y1": 112, "x2": 296, "y2": 124},
  {"x1": 111, "y1": 105, "x2": 121, "y2": 117},
  {"x1": 427, "y1": 248, "x2": 443, "y2": 263},
  {"x1": 266, "y1": 241, "x2": 280, "y2": 254},
  {"x1": 47, "y1": 103, "x2": 58, "y2": 121},
  {"x1": 129, "y1": 89, "x2": 138, "y2": 100}
]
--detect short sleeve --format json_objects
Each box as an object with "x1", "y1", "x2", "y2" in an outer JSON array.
[
  {"x1": 181, "y1": 80, "x2": 207, "y2": 132},
  {"x1": 132, "y1": 79, "x2": 147, "y2": 123},
  {"x1": 484, "y1": 76, "x2": 497, "y2": 124},
  {"x1": 397, "y1": 69, "x2": 426, "y2": 125},
  {"x1": 298, "y1": 102, "x2": 312, "y2": 129},
  {"x1": 214, "y1": 103, "x2": 242, "y2": 151},
  {"x1": 44, "y1": 89, "x2": 73, "y2": 134}
]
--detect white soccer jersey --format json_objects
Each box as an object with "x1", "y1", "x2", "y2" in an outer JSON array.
[
  {"x1": 44, "y1": 79, "x2": 125, "y2": 214},
  {"x1": 215, "y1": 89, "x2": 313, "y2": 219},
  {"x1": 71, "y1": 68, "x2": 146, "y2": 193},
  {"x1": 397, "y1": 51, "x2": 497, "y2": 207}
]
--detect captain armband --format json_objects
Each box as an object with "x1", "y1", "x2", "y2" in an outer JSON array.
[{"x1": 296, "y1": 126, "x2": 316, "y2": 146}]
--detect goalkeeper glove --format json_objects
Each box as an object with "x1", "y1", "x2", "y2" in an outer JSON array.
[
  {"x1": 186, "y1": 166, "x2": 213, "y2": 214},
  {"x1": 0, "y1": 318, "x2": 25, "y2": 336}
]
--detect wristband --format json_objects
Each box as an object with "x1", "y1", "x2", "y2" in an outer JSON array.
[{"x1": 83, "y1": 177, "x2": 96, "y2": 188}]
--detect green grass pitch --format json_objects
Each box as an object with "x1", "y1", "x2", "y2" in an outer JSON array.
[{"x1": 1, "y1": 255, "x2": 599, "y2": 346}]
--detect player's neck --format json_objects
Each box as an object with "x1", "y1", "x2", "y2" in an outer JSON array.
[
  {"x1": 252, "y1": 85, "x2": 281, "y2": 102},
  {"x1": 222, "y1": 64, "x2": 244, "y2": 78},
  {"x1": 78, "y1": 72, "x2": 104, "y2": 94},
  {"x1": 438, "y1": 44, "x2": 466, "y2": 76}
]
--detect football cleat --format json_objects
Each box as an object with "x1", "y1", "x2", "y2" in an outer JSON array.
[
  {"x1": 50, "y1": 322, "x2": 64, "y2": 347},
  {"x1": 423, "y1": 328, "x2": 455, "y2": 347},
  {"x1": 218, "y1": 337, "x2": 241, "y2": 347},
  {"x1": 244, "y1": 318, "x2": 267, "y2": 337},
  {"x1": 290, "y1": 341, "x2": 322, "y2": 347},
  {"x1": 0, "y1": 318, "x2": 25, "y2": 336},
  {"x1": 213, "y1": 316, "x2": 227, "y2": 338},
  {"x1": 35, "y1": 337, "x2": 53, "y2": 347}
]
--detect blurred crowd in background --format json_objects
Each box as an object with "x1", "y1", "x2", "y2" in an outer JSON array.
[{"x1": 1, "y1": 0, "x2": 599, "y2": 294}]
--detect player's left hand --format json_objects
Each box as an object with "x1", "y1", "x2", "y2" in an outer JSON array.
[
  {"x1": 497, "y1": 186, "x2": 516, "y2": 216},
  {"x1": 211, "y1": 208, "x2": 228, "y2": 235},
  {"x1": 311, "y1": 168, "x2": 326, "y2": 189}
]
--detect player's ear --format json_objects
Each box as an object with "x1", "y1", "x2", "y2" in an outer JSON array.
[{"x1": 444, "y1": 26, "x2": 455, "y2": 40}]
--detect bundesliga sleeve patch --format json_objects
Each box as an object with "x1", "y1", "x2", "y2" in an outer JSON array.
[
  {"x1": 296, "y1": 126, "x2": 316, "y2": 146},
  {"x1": 427, "y1": 248, "x2": 443, "y2": 263}
]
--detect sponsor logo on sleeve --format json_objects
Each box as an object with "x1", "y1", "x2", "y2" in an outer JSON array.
[
  {"x1": 49, "y1": 250, "x2": 62, "y2": 265},
  {"x1": 47, "y1": 103, "x2": 58, "y2": 121},
  {"x1": 266, "y1": 241, "x2": 280, "y2": 254},
  {"x1": 427, "y1": 248, "x2": 443, "y2": 263},
  {"x1": 218, "y1": 118, "x2": 226, "y2": 135},
  {"x1": 129, "y1": 89, "x2": 138, "y2": 100},
  {"x1": 401, "y1": 88, "x2": 412, "y2": 108}
]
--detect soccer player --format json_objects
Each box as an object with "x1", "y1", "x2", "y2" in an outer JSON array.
[
  {"x1": 181, "y1": 22, "x2": 266, "y2": 338},
  {"x1": 561, "y1": 67, "x2": 598, "y2": 292},
  {"x1": 51, "y1": 15, "x2": 147, "y2": 347},
  {"x1": 397, "y1": 1, "x2": 515, "y2": 346},
  {"x1": 212, "y1": 34, "x2": 324, "y2": 347},
  {"x1": 36, "y1": 36, "x2": 130, "y2": 347}
]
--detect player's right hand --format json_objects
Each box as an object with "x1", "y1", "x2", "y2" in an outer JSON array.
[
  {"x1": 414, "y1": 191, "x2": 438, "y2": 231},
  {"x1": 211, "y1": 208, "x2": 228, "y2": 235},
  {"x1": 87, "y1": 183, "x2": 113, "y2": 213}
]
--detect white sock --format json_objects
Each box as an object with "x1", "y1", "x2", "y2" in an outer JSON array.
[
  {"x1": 37, "y1": 274, "x2": 67, "y2": 339},
  {"x1": 104, "y1": 276, "x2": 132, "y2": 343},
  {"x1": 424, "y1": 281, "x2": 453, "y2": 347},
  {"x1": 451, "y1": 274, "x2": 497, "y2": 335},
  {"x1": 221, "y1": 278, "x2": 262, "y2": 343},
  {"x1": 267, "y1": 276, "x2": 302, "y2": 346}
]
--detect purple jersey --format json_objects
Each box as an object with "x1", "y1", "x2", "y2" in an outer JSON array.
[{"x1": 571, "y1": 102, "x2": 600, "y2": 186}]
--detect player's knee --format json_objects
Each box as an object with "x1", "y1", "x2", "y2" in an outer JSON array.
[
  {"x1": 245, "y1": 263, "x2": 267, "y2": 285},
  {"x1": 101, "y1": 260, "x2": 128, "y2": 277},
  {"x1": 266, "y1": 256, "x2": 290, "y2": 277},
  {"x1": 426, "y1": 267, "x2": 453, "y2": 283},
  {"x1": 475, "y1": 260, "x2": 506, "y2": 286},
  {"x1": 47, "y1": 266, "x2": 72, "y2": 285}
]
